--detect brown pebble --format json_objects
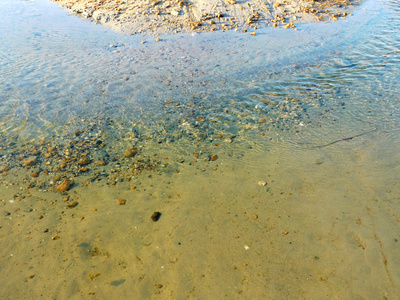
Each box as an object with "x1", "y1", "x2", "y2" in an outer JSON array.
[
  {"x1": 38, "y1": 215, "x2": 44, "y2": 220},
  {"x1": 130, "y1": 186, "x2": 136, "y2": 191},
  {"x1": 78, "y1": 157, "x2": 91, "y2": 166},
  {"x1": 193, "y1": 152, "x2": 199, "y2": 159},
  {"x1": 24, "y1": 158, "x2": 37, "y2": 167},
  {"x1": 124, "y1": 148, "x2": 137, "y2": 158},
  {"x1": 151, "y1": 211, "x2": 162, "y2": 222},
  {"x1": 56, "y1": 179, "x2": 73, "y2": 192},
  {"x1": 28, "y1": 274, "x2": 35, "y2": 279},
  {"x1": 66, "y1": 201, "x2": 79, "y2": 208},
  {"x1": 210, "y1": 155, "x2": 218, "y2": 161},
  {"x1": 31, "y1": 172, "x2": 39, "y2": 178},
  {"x1": 259, "y1": 118, "x2": 266, "y2": 123},
  {"x1": 0, "y1": 166, "x2": 10, "y2": 173},
  {"x1": 117, "y1": 199, "x2": 127, "y2": 205},
  {"x1": 88, "y1": 273, "x2": 101, "y2": 280},
  {"x1": 96, "y1": 160, "x2": 106, "y2": 166},
  {"x1": 252, "y1": 214, "x2": 258, "y2": 219},
  {"x1": 51, "y1": 235, "x2": 60, "y2": 240}
]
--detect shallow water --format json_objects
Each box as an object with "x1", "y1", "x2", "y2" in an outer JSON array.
[{"x1": 1, "y1": 0, "x2": 400, "y2": 298}]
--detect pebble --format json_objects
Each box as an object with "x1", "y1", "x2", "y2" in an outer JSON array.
[
  {"x1": 23, "y1": 158, "x2": 37, "y2": 167},
  {"x1": 66, "y1": 201, "x2": 79, "y2": 208},
  {"x1": 117, "y1": 198, "x2": 127, "y2": 205},
  {"x1": 151, "y1": 211, "x2": 162, "y2": 222},
  {"x1": 0, "y1": 166, "x2": 10, "y2": 172},
  {"x1": 210, "y1": 155, "x2": 218, "y2": 161},
  {"x1": 56, "y1": 179, "x2": 73, "y2": 192},
  {"x1": 258, "y1": 181, "x2": 267, "y2": 186},
  {"x1": 78, "y1": 157, "x2": 91, "y2": 165},
  {"x1": 124, "y1": 148, "x2": 137, "y2": 158}
]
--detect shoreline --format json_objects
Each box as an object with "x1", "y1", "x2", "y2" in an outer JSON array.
[{"x1": 50, "y1": 0, "x2": 361, "y2": 35}]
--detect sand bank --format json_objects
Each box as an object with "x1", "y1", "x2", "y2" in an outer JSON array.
[{"x1": 51, "y1": 0, "x2": 359, "y2": 35}]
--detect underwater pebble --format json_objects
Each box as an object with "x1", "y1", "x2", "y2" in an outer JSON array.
[
  {"x1": 210, "y1": 155, "x2": 218, "y2": 161},
  {"x1": 0, "y1": 166, "x2": 10, "y2": 172},
  {"x1": 124, "y1": 148, "x2": 137, "y2": 158},
  {"x1": 56, "y1": 179, "x2": 73, "y2": 192},
  {"x1": 151, "y1": 211, "x2": 162, "y2": 222},
  {"x1": 117, "y1": 199, "x2": 127, "y2": 205},
  {"x1": 66, "y1": 201, "x2": 79, "y2": 208},
  {"x1": 23, "y1": 158, "x2": 37, "y2": 166}
]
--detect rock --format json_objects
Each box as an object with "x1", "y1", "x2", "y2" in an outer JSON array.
[
  {"x1": 56, "y1": 179, "x2": 73, "y2": 192},
  {"x1": 258, "y1": 181, "x2": 267, "y2": 186},
  {"x1": 117, "y1": 199, "x2": 126, "y2": 205},
  {"x1": 78, "y1": 157, "x2": 91, "y2": 165},
  {"x1": 24, "y1": 158, "x2": 37, "y2": 166},
  {"x1": 171, "y1": 10, "x2": 180, "y2": 16},
  {"x1": 259, "y1": 118, "x2": 266, "y2": 123},
  {"x1": 210, "y1": 155, "x2": 218, "y2": 161},
  {"x1": 151, "y1": 211, "x2": 162, "y2": 222},
  {"x1": 66, "y1": 201, "x2": 79, "y2": 208},
  {"x1": 0, "y1": 166, "x2": 10, "y2": 173},
  {"x1": 193, "y1": 152, "x2": 199, "y2": 159},
  {"x1": 124, "y1": 148, "x2": 137, "y2": 158},
  {"x1": 88, "y1": 273, "x2": 101, "y2": 280}
]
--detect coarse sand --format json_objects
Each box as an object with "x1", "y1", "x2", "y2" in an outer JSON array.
[{"x1": 51, "y1": 0, "x2": 361, "y2": 35}]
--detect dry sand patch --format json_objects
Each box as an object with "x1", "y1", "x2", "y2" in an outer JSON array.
[{"x1": 51, "y1": 0, "x2": 360, "y2": 35}]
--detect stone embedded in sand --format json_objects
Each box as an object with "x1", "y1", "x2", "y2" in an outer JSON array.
[
  {"x1": 56, "y1": 179, "x2": 73, "y2": 192},
  {"x1": 117, "y1": 199, "x2": 127, "y2": 205},
  {"x1": 124, "y1": 147, "x2": 137, "y2": 158},
  {"x1": 67, "y1": 201, "x2": 79, "y2": 208},
  {"x1": 0, "y1": 166, "x2": 10, "y2": 173},
  {"x1": 151, "y1": 211, "x2": 162, "y2": 222},
  {"x1": 259, "y1": 118, "x2": 266, "y2": 123},
  {"x1": 193, "y1": 152, "x2": 199, "y2": 159},
  {"x1": 24, "y1": 157, "x2": 37, "y2": 166},
  {"x1": 88, "y1": 273, "x2": 101, "y2": 280}
]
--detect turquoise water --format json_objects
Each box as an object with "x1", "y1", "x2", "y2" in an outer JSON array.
[{"x1": 1, "y1": 0, "x2": 400, "y2": 298}]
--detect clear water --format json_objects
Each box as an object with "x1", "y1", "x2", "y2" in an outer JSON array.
[{"x1": 1, "y1": 0, "x2": 400, "y2": 298}]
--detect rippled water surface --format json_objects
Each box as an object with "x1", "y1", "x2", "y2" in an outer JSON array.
[{"x1": 1, "y1": 0, "x2": 400, "y2": 298}]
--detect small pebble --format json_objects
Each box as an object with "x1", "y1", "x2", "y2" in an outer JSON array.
[{"x1": 151, "y1": 211, "x2": 161, "y2": 222}]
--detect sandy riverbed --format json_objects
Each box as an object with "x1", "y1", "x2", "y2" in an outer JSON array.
[{"x1": 50, "y1": 0, "x2": 359, "y2": 35}]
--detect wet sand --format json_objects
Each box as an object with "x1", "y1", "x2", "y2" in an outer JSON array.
[
  {"x1": 50, "y1": 0, "x2": 360, "y2": 35},
  {"x1": 1, "y1": 113, "x2": 400, "y2": 298},
  {"x1": 2, "y1": 0, "x2": 400, "y2": 298}
]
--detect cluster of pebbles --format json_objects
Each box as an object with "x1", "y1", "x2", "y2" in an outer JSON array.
[
  {"x1": 0, "y1": 98, "x2": 288, "y2": 193},
  {"x1": 0, "y1": 88, "x2": 342, "y2": 198},
  {"x1": 51, "y1": 0, "x2": 360, "y2": 35}
]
